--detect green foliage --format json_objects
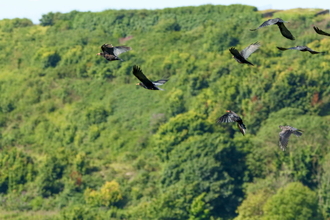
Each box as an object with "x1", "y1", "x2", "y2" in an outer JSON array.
[
  {"x1": 39, "y1": 11, "x2": 79, "y2": 28},
  {"x1": 33, "y1": 48, "x2": 61, "y2": 68},
  {"x1": 36, "y1": 154, "x2": 66, "y2": 197},
  {"x1": 189, "y1": 192, "x2": 211, "y2": 220},
  {"x1": 40, "y1": 12, "x2": 56, "y2": 26},
  {"x1": 235, "y1": 182, "x2": 321, "y2": 220},
  {"x1": 84, "y1": 180, "x2": 122, "y2": 207},
  {"x1": 0, "y1": 18, "x2": 33, "y2": 32},
  {"x1": 83, "y1": 104, "x2": 110, "y2": 125},
  {"x1": 318, "y1": 153, "x2": 330, "y2": 218},
  {"x1": 59, "y1": 205, "x2": 106, "y2": 220},
  {"x1": 0, "y1": 4, "x2": 330, "y2": 220},
  {"x1": 154, "y1": 18, "x2": 181, "y2": 32},
  {"x1": 160, "y1": 134, "x2": 249, "y2": 219},
  {"x1": 263, "y1": 182, "x2": 321, "y2": 220},
  {"x1": 0, "y1": 148, "x2": 35, "y2": 193},
  {"x1": 153, "y1": 111, "x2": 213, "y2": 160},
  {"x1": 235, "y1": 189, "x2": 272, "y2": 220}
]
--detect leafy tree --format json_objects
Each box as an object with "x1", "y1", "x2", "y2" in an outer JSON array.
[
  {"x1": 161, "y1": 134, "x2": 249, "y2": 219},
  {"x1": 84, "y1": 180, "x2": 122, "y2": 207},
  {"x1": 36, "y1": 150, "x2": 68, "y2": 197},
  {"x1": 263, "y1": 182, "x2": 321, "y2": 220},
  {"x1": 235, "y1": 189, "x2": 272, "y2": 220},
  {"x1": 0, "y1": 148, "x2": 35, "y2": 193}
]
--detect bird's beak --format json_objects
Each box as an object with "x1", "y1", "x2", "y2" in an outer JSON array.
[
  {"x1": 136, "y1": 83, "x2": 140, "y2": 85},
  {"x1": 226, "y1": 110, "x2": 230, "y2": 112},
  {"x1": 96, "y1": 53, "x2": 101, "y2": 56}
]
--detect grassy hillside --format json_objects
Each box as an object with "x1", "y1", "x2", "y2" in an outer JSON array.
[{"x1": 0, "y1": 4, "x2": 330, "y2": 219}]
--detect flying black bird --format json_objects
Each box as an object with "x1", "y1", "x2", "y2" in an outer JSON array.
[
  {"x1": 132, "y1": 65, "x2": 168, "y2": 90},
  {"x1": 277, "y1": 46, "x2": 324, "y2": 54},
  {"x1": 217, "y1": 110, "x2": 246, "y2": 136},
  {"x1": 250, "y1": 18, "x2": 295, "y2": 40},
  {"x1": 97, "y1": 44, "x2": 131, "y2": 61},
  {"x1": 229, "y1": 42, "x2": 261, "y2": 66},
  {"x1": 313, "y1": 26, "x2": 330, "y2": 36},
  {"x1": 278, "y1": 125, "x2": 303, "y2": 151}
]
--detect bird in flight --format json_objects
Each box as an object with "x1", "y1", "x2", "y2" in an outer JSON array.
[
  {"x1": 132, "y1": 65, "x2": 168, "y2": 90},
  {"x1": 97, "y1": 44, "x2": 132, "y2": 61},
  {"x1": 278, "y1": 125, "x2": 303, "y2": 151},
  {"x1": 229, "y1": 42, "x2": 260, "y2": 66},
  {"x1": 250, "y1": 18, "x2": 295, "y2": 40},
  {"x1": 277, "y1": 46, "x2": 324, "y2": 54},
  {"x1": 313, "y1": 26, "x2": 330, "y2": 36},
  {"x1": 217, "y1": 110, "x2": 246, "y2": 136}
]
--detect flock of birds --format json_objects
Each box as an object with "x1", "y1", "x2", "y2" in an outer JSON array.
[
  {"x1": 96, "y1": 17, "x2": 330, "y2": 151},
  {"x1": 96, "y1": 44, "x2": 168, "y2": 90}
]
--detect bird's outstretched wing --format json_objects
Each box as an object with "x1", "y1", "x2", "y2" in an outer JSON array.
[
  {"x1": 304, "y1": 47, "x2": 323, "y2": 54},
  {"x1": 279, "y1": 129, "x2": 293, "y2": 150},
  {"x1": 277, "y1": 46, "x2": 289, "y2": 51},
  {"x1": 313, "y1": 26, "x2": 330, "y2": 36},
  {"x1": 250, "y1": 18, "x2": 280, "y2": 31},
  {"x1": 240, "y1": 42, "x2": 260, "y2": 59},
  {"x1": 152, "y1": 79, "x2": 168, "y2": 86},
  {"x1": 277, "y1": 22, "x2": 295, "y2": 40},
  {"x1": 285, "y1": 126, "x2": 303, "y2": 136},
  {"x1": 217, "y1": 113, "x2": 238, "y2": 123},
  {"x1": 113, "y1": 46, "x2": 132, "y2": 56},
  {"x1": 101, "y1": 44, "x2": 131, "y2": 56},
  {"x1": 277, "y1": 46, "x2": 323, "y2": 54},
  {"x1": 132, "y1": 65, "x2": 155, "y2": 88},
  {"x1": 293, "y1": 130, "x2": 303, "y2": 137}
]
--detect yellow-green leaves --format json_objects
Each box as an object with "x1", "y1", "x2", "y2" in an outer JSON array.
[{"x1": 84, "y1": 180, "x2": 123, "y2": 207}]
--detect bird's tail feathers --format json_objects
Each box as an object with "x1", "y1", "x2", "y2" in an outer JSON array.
[
  {"x1": 237, "y1": 123, "x2": 246, "y2": 136},
  {"x1": 279, "y1": 141, "x2": 286, "y2": 151}
]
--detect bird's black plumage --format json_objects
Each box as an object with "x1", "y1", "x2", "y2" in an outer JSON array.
[
  {"x1": 217, "y1": 110, "x2": 246, "y2": 136},
  {"x1": 277, "y1": 46, "x2": 324, "y2": 54},
  {"x1": 229, "y1": 42, "x2": 260, "y2": 66},
  {"x1": 313, "y1": 26, "x2": 330, "y2": 36},
  {"x1": 97, "y1": 44, "x2": 131, "y2": 61},
  {"x1": 132, "y1": 65, "x2": 168, "y2": 90},
  {"x1": 278, "y1": 125, "x2": 303, "y2": 150},
  {"x1": 250, "y1": 18, "x2": 295, "y2": 40}
]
